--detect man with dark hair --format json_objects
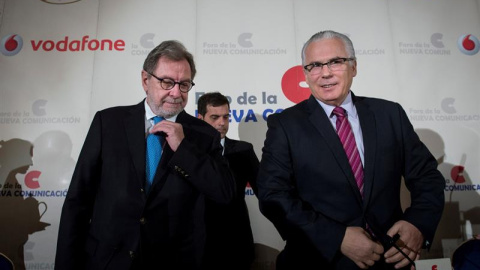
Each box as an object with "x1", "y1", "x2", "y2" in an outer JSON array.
[
  {"x1": 55, "y1": 41, "x2": 235, "y2": 269},
  {"x1": 197, "y1": 92, "x2": 259, "y2": 270}
]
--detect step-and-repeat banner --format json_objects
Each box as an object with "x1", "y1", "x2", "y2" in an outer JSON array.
[{"x1": 1, "y1": 0, "x2": 479, "y2": 269}]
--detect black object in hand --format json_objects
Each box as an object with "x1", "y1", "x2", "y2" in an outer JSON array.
[{"x1": 365, "y1": 216, "x2": 416, "y2": 268}]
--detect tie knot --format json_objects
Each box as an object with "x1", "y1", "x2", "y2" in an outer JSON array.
[
  {"x1": 332, "y1": 107, "x2": 346, "y2": 118},
  {"x1": 152, "y1": 116, "x2": 163, "y2": 124}
]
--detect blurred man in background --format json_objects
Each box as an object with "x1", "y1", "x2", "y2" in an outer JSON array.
[{"x1": 198, "y1": 92, "x2": 259, "y2": 270}]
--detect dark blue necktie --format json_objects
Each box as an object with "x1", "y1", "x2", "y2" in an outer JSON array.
[{"x1": 146, "y1": 116, "x2": 163, "y2": 192}]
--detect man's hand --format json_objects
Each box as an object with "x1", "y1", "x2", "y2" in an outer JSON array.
[
  {"x1": 384, "y1": 220, "x2": 423, "y2": 270},
  {"x1": 150, "y1": 120, "x2": 184, "y2": 152},
  {"x1": 341, "y1": 227, "x2": 384, "y2": 269}
]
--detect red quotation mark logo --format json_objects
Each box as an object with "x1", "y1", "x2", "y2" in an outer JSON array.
[
  {"x1": 25, "y1": 170, "x2": 42, "y2": 189},
  {"x1": 0, "y1": 34, "x2": 24, "y2": 56},
  {"x1": 451, "y1": 166, "x2": 465, "y2": 184},
  {"x1": 457, "y1": 34, "x2": 480, "y2": 55},
  {"x1": 281, "y1": 65, "x2": 311, "y2": 104}
]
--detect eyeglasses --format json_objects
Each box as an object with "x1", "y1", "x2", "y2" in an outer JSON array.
[
  {"x1": 145, "y1": 71, "x2": 195, "y2": 93},
  {"x1": 303, "y1": 57, "x2": 355, "y2": 75}
]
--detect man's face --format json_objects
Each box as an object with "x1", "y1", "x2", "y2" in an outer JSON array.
[
  {"x1": 198, "y1": 104, "x2": 230, "y2": 139},
  {"x1": 142, "y1": 57, "x2": 191, "y2": 118},
  {"x1": 304, "y1": 38, "x2": 357, "y2": 107}
]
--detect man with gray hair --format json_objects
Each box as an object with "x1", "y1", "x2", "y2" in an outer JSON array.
[{"x1": 257, "y1": 30, "x2": 445, "y2": 270}]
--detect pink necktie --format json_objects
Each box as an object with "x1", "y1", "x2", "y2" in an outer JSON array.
[{"x1": 332, "y1": 107, "x2": 364, "y2": 196}]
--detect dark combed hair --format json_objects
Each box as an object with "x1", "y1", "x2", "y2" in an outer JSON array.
[
  {"x1": 197, "y1": 92, "x2": 230, "y2": 116},
  {"x1": 143, "y1": 40, "x2": 196, "y2": 80}
]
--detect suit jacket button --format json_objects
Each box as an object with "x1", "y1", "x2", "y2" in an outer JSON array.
[
  {"x1": 129, "y1": 251, "x2": 135, "y2": 258},
  {"x1": 140, "y1": 217, "x2": 146, "y2": 224},
  {"x1": 140, "y1": 188, "x2": 144, "y2": 193}
]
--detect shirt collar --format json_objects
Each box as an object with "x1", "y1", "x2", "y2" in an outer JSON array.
[
  {"x1": 220, "y1": 137, "x2": 225, "y2": 156},
  {"x1": 317, "y1": 91, "x2": 358, "y2": 119}
]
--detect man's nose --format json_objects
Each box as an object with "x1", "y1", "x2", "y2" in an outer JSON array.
[
  {"x1": 169, "y1": 84, "x2": 182, "y2": 96},
  {"x1": 319, "y1": 64, "x2": 333, "y2": 77}
]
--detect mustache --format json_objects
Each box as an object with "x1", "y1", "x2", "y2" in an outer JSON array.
[{"x1": 163, "y1": 97, "x2": 183, "y2": 104}]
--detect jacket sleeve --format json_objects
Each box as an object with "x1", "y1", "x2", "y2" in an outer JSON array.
[
  {"x1": 167, "y1": 126, "x2": 236, "y2": 205},
  {"x1": 397, "y1": 104, "x2": 445, "y2": 249}
]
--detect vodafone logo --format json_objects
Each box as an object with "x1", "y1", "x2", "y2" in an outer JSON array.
[
  {"x1": 458, "y1": 34, "x2": 480, "y2": 55},
  {"x1": 31, "y1": 35, "x2": 125, "y2": 52},
  {"x1": 0, "y1": 34, "x2": 24, "y2": 56},
  {"x1": 1, "y1": 34, "x2": 125, "y2": 55},
  {"x1": 281, "y1": 65, "x2": 311, "y2": 104}
]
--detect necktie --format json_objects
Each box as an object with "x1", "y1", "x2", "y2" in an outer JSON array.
[
  {"x1": 332, "y1": 107, "x2": 364, "y2": 195},
  {"x1": 146, "y1": 116, "x2": 163, "y2": 192}
]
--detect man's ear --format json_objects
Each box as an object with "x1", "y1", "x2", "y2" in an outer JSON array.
[
  {"x1": 141, "y1": 70, "x2": 149, "y2": 92},
  {"x1": 198, "y1": 114, "x2": 204, "y2": 120}
]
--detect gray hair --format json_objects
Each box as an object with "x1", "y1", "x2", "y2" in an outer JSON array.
[
  {"x1": 301, "y1": 30, "x2": 356, "y2": 65},
  {"x1": 143, "y1": 40, "x2": 196, "y2": 80}
]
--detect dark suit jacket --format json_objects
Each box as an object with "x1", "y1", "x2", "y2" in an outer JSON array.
[
  {"x1": 202, "y1": 137, "x2": 259, "y2": 270},
  {"x1": 55, "y1": 100, "x2": 235, "y2": 270},
  {"x1": 257, "y1": 94, "x2": 445, "y2": 270}
]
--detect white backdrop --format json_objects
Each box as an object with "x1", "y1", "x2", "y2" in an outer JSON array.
[{"x1": 1, "y1": 0, "x2": 479, "y2": 269}]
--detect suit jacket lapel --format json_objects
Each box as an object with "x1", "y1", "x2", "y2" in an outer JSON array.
[
  {"x1": 306, "y1": 96, "x2": 364, "y2": 204},
  {"x1": 353, "y1": 95, "x2": 377, "y2": 208},
  {"x1": 124, "y1": 101, "x2": 148, "y2": 191},
  {"x1": 223, "y1": 137, "x2": 233, "y2": 156}
]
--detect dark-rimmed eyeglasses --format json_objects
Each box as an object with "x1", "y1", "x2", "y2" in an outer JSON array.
[
  {"x1": 303, "y1": 57, "x2": 355, "y2": 75},
  {"x1": 145, "y1": 71, "x2": 195, "y2": 93}
]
